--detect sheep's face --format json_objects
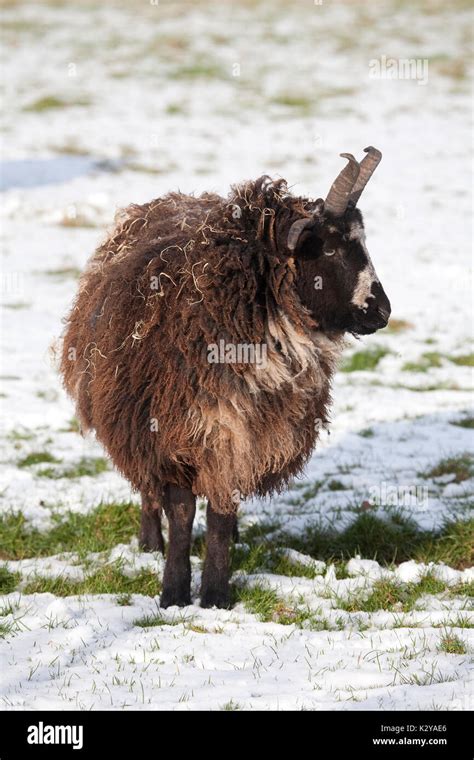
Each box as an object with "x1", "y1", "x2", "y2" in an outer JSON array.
[{"x1": 293, "y1": 206, "x2": 391, "y2": 335}]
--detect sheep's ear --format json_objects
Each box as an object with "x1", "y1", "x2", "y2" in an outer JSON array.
[{"x1": 287, "y1": 218, "x2": 314, "y2": 252}]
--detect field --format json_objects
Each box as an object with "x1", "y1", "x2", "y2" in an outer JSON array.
[{"x1": 0, "y1": 0, "x2": 473, "y2": 710}]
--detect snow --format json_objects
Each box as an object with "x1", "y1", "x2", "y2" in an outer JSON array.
[{"x1": 1, "y1": 0, "x2": 473, "y2": 711}]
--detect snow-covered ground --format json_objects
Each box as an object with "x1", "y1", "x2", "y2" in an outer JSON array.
[{"x1": 0, "y1": 0, "x2": 472, "y2": 710}]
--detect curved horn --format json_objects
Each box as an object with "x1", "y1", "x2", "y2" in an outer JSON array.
[
  {"x1": 348, "y1": 146, "x2": 382, "y2": 207},
  {"x1": 287, "y1": 217, "x2": 314, "y2": 251},
  {"x1": 324, "y1": 153, "x2": 360, "y2": 217}
]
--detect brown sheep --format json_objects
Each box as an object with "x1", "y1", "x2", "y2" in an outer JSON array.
[{"x1": 59, "y1": 147, "x2": 391, "y2": 608}]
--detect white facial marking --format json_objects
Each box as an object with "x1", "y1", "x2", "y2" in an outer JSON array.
[{"x1": 349, "y1": 222, "x2": 379, "y2": 310}]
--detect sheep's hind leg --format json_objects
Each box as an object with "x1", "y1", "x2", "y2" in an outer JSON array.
[
  {"x1": 160, "y1": 485, "x2": 196, "y2": 608},
  {"x1": 200, "y1": 502, "x2": 235, "y2": 609},
  {"x1": 139, "y1": 490, "x2": 164, "y2": 554}
]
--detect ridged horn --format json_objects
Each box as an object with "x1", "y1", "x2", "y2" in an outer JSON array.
[
  {"x1": 287, "y1": 217, "x2": 314, "y2": 252},
  {"x1": 324, "y1": 153, "x2": 360, "y2": 217},
  {"x1": 348, "y1": 146, "x2": 382, "y2": 207}
]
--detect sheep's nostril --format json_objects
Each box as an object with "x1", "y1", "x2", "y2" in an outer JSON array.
[{"x1": 376, "y1": 306, "x2": 390, "y2": 323}]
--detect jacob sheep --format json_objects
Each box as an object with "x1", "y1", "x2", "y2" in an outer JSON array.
[{"x1": 60, "y1": 147, "x2": 391, "y2": 608}]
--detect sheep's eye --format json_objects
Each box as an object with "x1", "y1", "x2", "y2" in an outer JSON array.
[{"x1": 324, "y1": 248, "x2": 336, "y2": 256}]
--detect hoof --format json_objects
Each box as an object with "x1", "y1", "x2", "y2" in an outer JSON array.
[
  {"x1": 160, "y1": 589, "x2": 191, "y2": 609},
  {"x1": 200, "y1": 589, "x2": 231, "y2": 609}
]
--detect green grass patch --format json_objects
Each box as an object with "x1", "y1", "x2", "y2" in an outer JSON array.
[
  {"x1": 451, "y1": 353, "x2": 474, "y2": 367},
  {"x1": 403, "y1": 351, "x2": 443, "y2": 372},
  {"x1": 438, "y1": 634, "x2": 467, "y2": 654},
  {"x1": 239, "y1": 514, "x2": 474, "y2": 571},
  {"x1": 37, "y1": 456, "x2": 109, "y2": 479},
  {"x1": 43, "y1": 267, "x2": 81, "y2": 280},
  {"x1": 404, "y1": 351, "x2": 474, "y2": 372},
  {"x1": 25, "y1": 96, "x2": 90, "y2": 112},
  {"x1": 451, "y1": 416, "x2": 474, "y2": 429},
  {"x1": 133, "y1": 612, "x2": 183, "y2": 628},
  {"x1": 341, "y1": 345, "x2": 391, "y2": 372},
  {"x1": 18, "y1": 452, "x2": 61, "y2": 468},
  {"x1": 0, "y1": 621, "x2": 15, "y2": 639},
  {"x1": 170, "y1": 62, "x2": 223, "y2": 80},
  {"x1": 358, "y1": 428, "x2": 374, "y2": 438},
  {"x1": 341, "y1": 574, "x2": 451, "y2": 613},
  {"x1": 8, "y1": 429, "x2": 35, "y2": 442},
  {"x1": 0, "y1": 501, "x2": 140, "y2": 561},
  {"x1": 422, "y1": 454, "x2": 474, "y2": 484},
  {"x1": 0, "y1": 566, "x2": 20, "y2": 594},
  {"x1": 22, "y1": 565, "x2": 160, "y2": 597}
]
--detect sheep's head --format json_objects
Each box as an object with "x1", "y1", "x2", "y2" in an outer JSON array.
[{"x1": 287, "y1": 148, "x2": 391, "y2": 336}]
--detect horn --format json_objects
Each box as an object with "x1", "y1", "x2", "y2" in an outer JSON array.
[
  {"x1": 324, "y1": 153, "x2": 360, "y2": 217},
  {"x1": 348, "y1": 146, "x2": 382, "y2": 207},
  {"x1": 287, "y1": 217, "x2": 314, "y2": 251}
]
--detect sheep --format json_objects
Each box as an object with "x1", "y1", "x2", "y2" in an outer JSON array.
[{"x1": 59, "y1": 147, "x2": 391, "y2": 609}]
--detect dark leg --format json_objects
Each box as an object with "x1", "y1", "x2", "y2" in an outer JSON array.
[
  {"x1": 200, "y1": 502, "x2": 235, "y2": 609},
  {"x1": 139, "y1": 490, "x2": 165, "y2": 554},
  {"x1": 160, "y1": 484, "x2": 196, "y2": 608}
]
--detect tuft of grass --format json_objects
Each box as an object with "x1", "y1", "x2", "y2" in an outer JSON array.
[
  {"x1": 37, "y1": 456, "x2": 109, "y2": 479},
  {"x1": 8, "y1": 429, "x2": 35, "y2": 442},
  {"x1": 170, "y1": 62, "x2": 223, "y2": 80},
  {"x1": 341, "y1": 346, "x2": 390, "y2": 372},
  {"x1": 358, "y1": 428, "x2": 374, "y2": 438},
  {"x1": 422, "y1": 454, "x2": 474, "y2": 484},
  {"x1": 23, "y1": 565, "x2": 160, "y2": 597},
  {"x1": 451, "y1": 353, "x2": 474, "y2": 367},
  {"x1": 43, "y1": 267, "x2": 82, "y2": 280},
  {"x1": 403, "y1": 351, "x2": 444, "y2": 372},
  {"x1": 133, "y1": 612, "x2": 183, "y2": 628},
  {"x1": 0, "y1": 566, "x2": 20, "y2": 594},
  {"x1": 341, "y1": 574, "x2": 451, "y2": 614},
  {"x1": 116, "y1": 593, "x2": 132, "y2": 606},
  {"x1": 220, "y1": 700, "x2": 243, "y2": 711},
  {"x1": 234, "y1": 584, "x2": 283, "y2": 622},
  {"x1": 25, "y1": 96, "x2": 90, "y2": 112},
  {"x1": 59, "y1": 417, "x2": 81, "y2": 433},
  {"x1": 18, "y1": 452, "x2": 61, "y2": 468},
  {"x1": 0, "y1": 501, "x2": 141, "y2": 560},
  {"x1": 451, "y1": 416, "x2": 474, "y2": 429},
  {"x1": 0, "y1": 621, "x2": 15, "y2": 639},
  {"x1": 439, "y1": 634, "x2": 467, "y2": 655}
]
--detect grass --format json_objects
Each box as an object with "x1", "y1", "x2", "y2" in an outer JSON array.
[
  {"x1": 43, "y1": 267, "x2": 82, "y2": 280},
  {"x1": 403, "y1": 351, "x2": 474, "y2": 372},
  {"x1": 438, "y1": 634, "x2": 467, "y2": 655},
  {"x1": 341, "y1": 346, "x2": 391, "y2": 372},
  {"x1": 24, "y1": 96, "x2": 90, "y2": 112},
  {"x1": 133, "y1": 612, "x2": 184, "y2": 628},
  {"x1": 18, "y1": 452, "x2": 61, "y2": 468},
  {"x1": 451, "y1": 416, "x2": 474, "y2": 429},
  {"x1": 0, "y1": 501, "x2": 141, "y2": 561},
  {"x1": 0, "y1": 567, "x2": 19, "y2": 594},
  {"x1": 37, "y1": 456, "x2": 109, "y2": 479},
  {"x1": 238, "y1": 514, "x2": 474, "y2": 570},
  {"x1": 340, "y1": 575, "x2": 450, "y2": 613},
  {"x1": 22, "y1": 565, "x2": 160, "y2": 597},
  {"x1": 421, "y1": 453, "x2": 474, "y2": 484},
  {"x1": 403, "y1": 351, "x2": 443, "y2": 372}
]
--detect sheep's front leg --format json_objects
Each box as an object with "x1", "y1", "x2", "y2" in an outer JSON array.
[
  {"x1": 160, "y1": 485, "x2": 196, "y2": 608},
  {"x1": 139, "y1": 489, "x2": 164, "y2": 554},
  {"x1": 200, "y1": 503, "x2": 235, "y2": 609}
]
